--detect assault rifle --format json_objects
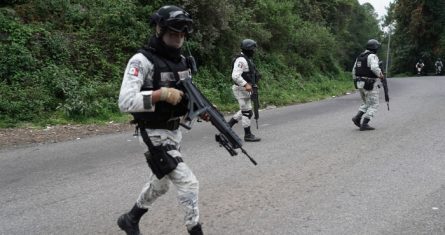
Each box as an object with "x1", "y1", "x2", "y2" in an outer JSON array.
[
  {"x1": 251, "y1": 73, "x2": 260, "y2": 129},
  {"x1": 379, "y1": 61, "x2": 390, "y2": 111},
  {"x1": 381, "y1": 77, "x2": 390, "y2": 111},
  {"x1": 177, "y1": 76, "x2": 257, "y2": 165}
]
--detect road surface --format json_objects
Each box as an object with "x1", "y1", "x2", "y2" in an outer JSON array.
[{"x1": 1, "y1": 76, "x2": 445, "y2": 235}]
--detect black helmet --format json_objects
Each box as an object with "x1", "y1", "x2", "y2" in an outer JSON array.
[
  {"x1": 150, "y1": 5, "x2": 193, "y2": 34},
  {"x1": 240, "y1": 39, "x2": 257, "y2": 51},
  {"x1": 366, "y1": 39, "x2": 381, "y2": 51}
]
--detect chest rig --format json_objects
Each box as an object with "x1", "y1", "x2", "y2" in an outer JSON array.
[
  {"x1": 132, "y1": 48, "x2": 191, "y2": 123},
  {"x1": 232, "y1": 54, "x2": 258, "y2": 84},
  {"x1": 355, "y1": 51, "x2": 378, "y2": 78}
]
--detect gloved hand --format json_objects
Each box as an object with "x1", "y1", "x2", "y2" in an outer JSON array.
[{"x1": 159, "y1": 87, "x2": 184, "y2": 105}]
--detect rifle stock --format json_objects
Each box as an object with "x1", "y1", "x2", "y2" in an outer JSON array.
[{"x1": 178, "y1": 77, "x2": 257, "y2": 165}]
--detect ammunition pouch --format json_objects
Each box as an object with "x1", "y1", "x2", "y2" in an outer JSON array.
[
  {"x1": 364, "y1": 79, "x2": 376, "y2": 91},
  {"x1": 356, "y1": 77, "x2": 376, "y2": 91},
  {"x1": 138, "y1": 127, "x2": 183, "y2": 179},
  {"x1": 144, "y1": 145, "x2": 183, "y2": 179}
]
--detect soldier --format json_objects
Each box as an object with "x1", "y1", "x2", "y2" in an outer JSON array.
[
  {"x1": 416, "y1": 59, "x2": 425, "y2": 75},
  {"x1": 117, "y1": 5, "x2": 203, "y2": 235},
  {"x1": 226, "y1": 39, "x2": 261, "y2": 142},
  {"x1": 351, "y1": 39, "x2": 384, "y2": 131},
  {"x1": 435, "y1": 58, "x2": 443, "y2": 75}
]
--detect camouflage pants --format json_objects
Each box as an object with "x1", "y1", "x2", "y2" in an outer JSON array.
[
  {"x1": 136, "y1": 129, "x2": 199, "y2": 230},
  {"x1": 231, "y1": 85, "x2": 252, "y2": 128},
  {"x1": 356, "y1": 80, "x2": 380, "y2": 119}
]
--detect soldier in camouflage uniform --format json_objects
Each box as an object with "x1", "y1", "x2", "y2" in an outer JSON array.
[
  {"x1": 351, "y1": 39, "x2": 384, "y2": 131},
  {"x1": 227, "y1": 39, "x2": 261, "y2": 142},
  {"x1": 117, "y1": 5, "x2": 203, "y2": 235}
]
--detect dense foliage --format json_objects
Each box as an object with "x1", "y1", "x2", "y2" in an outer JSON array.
[
  {"x1": 385, "y1": 0, "x2": 445, "y2": 75},
  {"x1": 0, "y1": 0, "x2": 382, "y2": 127}
]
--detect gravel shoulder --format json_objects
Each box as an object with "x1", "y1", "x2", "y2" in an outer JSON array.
[{"x1": 0, "y1": 123, "x2": 134, "y2": 150}]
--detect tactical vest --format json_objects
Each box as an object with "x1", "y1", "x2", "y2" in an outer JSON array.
[
  {"x1": 232, "y1": 54, "x2": 258, "y2": 84},
  {"x1": 131, "y1": 48, "x2": 190, "y2": 122},
  {"x1": 355, "y1": 52, "x2": 378, "y2": 78}
]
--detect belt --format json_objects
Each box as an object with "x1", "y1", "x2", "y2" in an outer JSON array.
[
  {"x1": 137, "y1": 119, "x2": 180, "y2": 130},
  {"x1": 356, "y1": 77, "x2": 376, "y2": 81}
]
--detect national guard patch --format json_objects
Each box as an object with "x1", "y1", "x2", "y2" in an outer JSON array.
[
  {"x1": 129, "y1": 67, "x2": 139, "y2": 76},
  {"x1": 128, "y1": 61, "x2": 142, "y2": 77}
]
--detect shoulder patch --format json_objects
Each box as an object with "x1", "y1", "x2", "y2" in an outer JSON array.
[
  {"x1": 129, "y1": 67, "x2": 139, "y2": 76},
  {"x1": 128, "y1": 60, "x2": 142, "y2": 77},
  {"x1": 236, "y1": 60, "x2": 246, "y2": 69}
]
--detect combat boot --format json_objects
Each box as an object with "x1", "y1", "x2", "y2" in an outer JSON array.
[
  {"x1": 227, "y1": 118, "x2": 238, "y2": 128},
  {"x1": 352, "y1": 111, "x2": 364, "y2": 128},
  {"x1": 360, "y1": 118, "x2": 375, "y2": 131},
  {"x1": 188, "y1": 223, "x2": 204, "y2": 235},
  {"x1": 244, "y1": 127, "x2": 261, "y2": 142},
  {"x1": 117, "y1": 204, "x2": 148, "y2": 235}
]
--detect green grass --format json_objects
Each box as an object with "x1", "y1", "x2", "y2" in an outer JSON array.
[{"x1": 0, "y1": 71, "x2": 355, "y2": 129}]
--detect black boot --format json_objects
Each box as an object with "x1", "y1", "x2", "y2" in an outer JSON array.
[
  {"x1": 117, "y1": 204, "x2": 148, "y2": 235},
  {"x1": 352, "y1": 111, "x2": 364, "y2": 128},
  {"x1": 360, "y1": 118, "x2": 375, "y2": 131},
  {"x1": 188, "y1": 223, "x2": 204, "y2": 235},
  {"x1": 244, "y1": 127, "x2": 261, "y2": 142},
  {"x1": 227, "y1": 118, "x2": 238, "y2": 128}
]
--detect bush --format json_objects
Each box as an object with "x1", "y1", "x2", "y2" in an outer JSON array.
[{"x1": 0, "y1": 0, "x2": 381, "y2": 126}]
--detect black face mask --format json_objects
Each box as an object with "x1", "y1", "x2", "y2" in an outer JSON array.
[
  {"x1": 145, "y1": 36, "x2": 182, "y2": 62},
  {"x1": 242, "y1": 49, "x2": 254, "y2": 58}
]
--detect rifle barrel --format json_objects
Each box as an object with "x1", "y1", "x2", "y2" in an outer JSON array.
[{"x1": 241, "y1": 148, "x2": 257, "y2": 165}]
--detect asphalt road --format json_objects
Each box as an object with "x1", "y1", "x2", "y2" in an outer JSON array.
[{"x1": 1, "y1": 76, "x2": 445, "y2": 235}]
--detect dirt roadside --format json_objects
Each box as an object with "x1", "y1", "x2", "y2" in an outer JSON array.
[
  {"x1": 0, "y1": 122, "x2": 134, "y2": 150},
  {"x1": 0, "y1": 106, "x2": 279, "y2": 150}
]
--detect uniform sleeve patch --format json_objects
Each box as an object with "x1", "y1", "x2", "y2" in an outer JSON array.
[
  {"x1": 237, "y1": 62, "x2": 244, "y2": 68},
  {"x1": 128, "y1": 60, "x2": 142, "y2": 77},
  {"x1": 129, "y1": 67, "x2": 139, "y2": 76}
]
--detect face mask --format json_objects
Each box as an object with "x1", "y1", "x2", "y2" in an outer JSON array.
[{"x1": 243, "y1": 49, "x2": 254, "y2": 58}]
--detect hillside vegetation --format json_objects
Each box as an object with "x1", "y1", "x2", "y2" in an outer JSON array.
[{"x1": 0, "y1": 0, "x2": 383, "y2": 127}]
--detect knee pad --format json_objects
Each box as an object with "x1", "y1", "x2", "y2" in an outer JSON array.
[
  {"x1": 155, "y1": 183, "x2": 170, "y2": 196},
  {"x1": 241, "y1": 110, "x2": 253, "y2": 119}
]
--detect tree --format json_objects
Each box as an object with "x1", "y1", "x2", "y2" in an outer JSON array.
[{"x1": 390, "y1": 0, "x2": 445, "y2": 74}]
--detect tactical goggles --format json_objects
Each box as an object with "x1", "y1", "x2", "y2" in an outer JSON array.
[{"x1": 165, "y1": 19, "x2": 194, "y2": 34}]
